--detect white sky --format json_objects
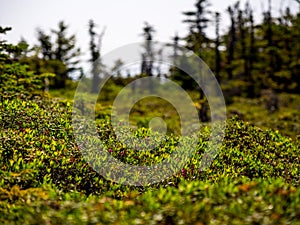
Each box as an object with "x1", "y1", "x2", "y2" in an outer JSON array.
[{"x1": 0, "y1": 0, "x2": 298, "y2": 72}]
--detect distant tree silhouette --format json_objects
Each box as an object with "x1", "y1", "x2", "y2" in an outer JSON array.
[
  {"x1": 141, "y1": 22, "x2": 155, "y2": 77},
  {"x1": 140, "y1": 22, "x2": 156, "y2": 92},
  {"x1": 36, "y1": 21, "x2": 81, "y2": 88},
  {"x1": 215, "y1": 12, "x2": 221, "y2": 83},
  {"x1": 171, "y1": 33, "x2": 180, "y2": 64},
  {"x1": 226, "y1": 2, "x2": 239, "y2": 80},
  {"x1": 183, "y1": 0, "x2": 211, "y2": 122},
  {"x1": 88, "y1": 19, "x2": 106, "y2": 93},
  {"x1": 36, "y1": 29, "x2": 52, "y2": 60},
  {"x1": 183, "y1": 0, "x2": 211, "y2": 56}
]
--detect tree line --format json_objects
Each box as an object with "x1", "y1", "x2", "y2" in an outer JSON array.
[
  {"x1": 171, "y1": 0, "x2": 300, "y2": 96},
  {"x1": 1, "y1": 0, "x2": 299, "y2": 116}
]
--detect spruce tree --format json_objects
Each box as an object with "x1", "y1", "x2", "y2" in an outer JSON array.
[
  {"x1": 88, "y1": 19, "x2": 106, "y2": 93},
  {"x1": 36, "y1": 21, "x2": 81, "y2": 88}
]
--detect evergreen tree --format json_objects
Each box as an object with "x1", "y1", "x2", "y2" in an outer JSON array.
[
  {"x1": 52, "y1": 21, "x2": 81, "y2": 88},
  {"x1": 238, "y1": 8, "x2": 247, "y2": 79},
  {"x1": 88, "y1": 19, "x2": 106, "y2": 93},
  {"x1": 214, "y1": 12, "x2": 221, "y2": 83},
  {"x1": 37, "y1": 29, "x2": 52, "y2": 60},
  {"x1": 183, "y1": 0, "x2": 211, "y2": 57},
  {"x1": 36, "y1": 21, "x2": 81, "y2": 88},
  {"x1": 226, "y1": 2, "x2": 239, "y2": 80},
  {"x1": 182, "y1": 0, "x2": 212, "y2": 122},
  {"x1": 171, "y1": 32, "x2": 180, "y2": 63},
  {"x1": 141, "y1": 22, "x2": 155, "y2": 77},
  {"x1": 166, "y1": 32, "x2": 181, "y2": 80},
  {"x1": 247, "y1": 4, "x2": 257, "y2": 97},
  {"x1": 140, "y1": 22, "x2": 156, "y2": 93}
]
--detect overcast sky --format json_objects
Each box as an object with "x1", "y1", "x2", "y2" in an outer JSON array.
[{"x1": 1, "y1": 0, "x2": 298, "y2": 71}]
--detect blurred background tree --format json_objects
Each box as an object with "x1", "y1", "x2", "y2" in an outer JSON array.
[
  {"x1": 88, "y1": 19, "x2": 106, "y2": 94},
  {"x1": 34, "y1": 21, "x2": 81, "y2": 89},
  {"x1": 0, "y1": 26, "x2": 54, "y2": 98}
]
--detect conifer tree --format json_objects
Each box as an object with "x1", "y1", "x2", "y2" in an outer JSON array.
[
  {"x1": 141, "y1": 22, "x2": 155, "y2": 77},
  {"x1": 88, "y1": 19, "x2": 106, "y2": 93},
  {"x1": 215, "y1": 12, "x2": 221, "y2": 83},
  {"x1": 36, "y1": 21, "x2": 81, "y2": 88}
]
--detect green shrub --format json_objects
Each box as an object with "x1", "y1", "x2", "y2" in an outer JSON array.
[{"x1": 1, "y1": 94, "x2": 300, "y2": 224}]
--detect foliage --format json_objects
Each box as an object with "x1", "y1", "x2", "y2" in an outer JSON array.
[
  {"x1": 0, "y1": 93, "x2": 300, "y2": 223},
  {"x1": 1, "y1": 178, "x2": 300, "y2": 225},
  {"x1": 0, "y1": 26, "x2": 54, "y2": 98},
  {"x1": 227, "y1": 93, "x2": 300, "y2": 140},
  {"x1": 1, "y1": 1, "x2": 300, "y2": 223}
]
